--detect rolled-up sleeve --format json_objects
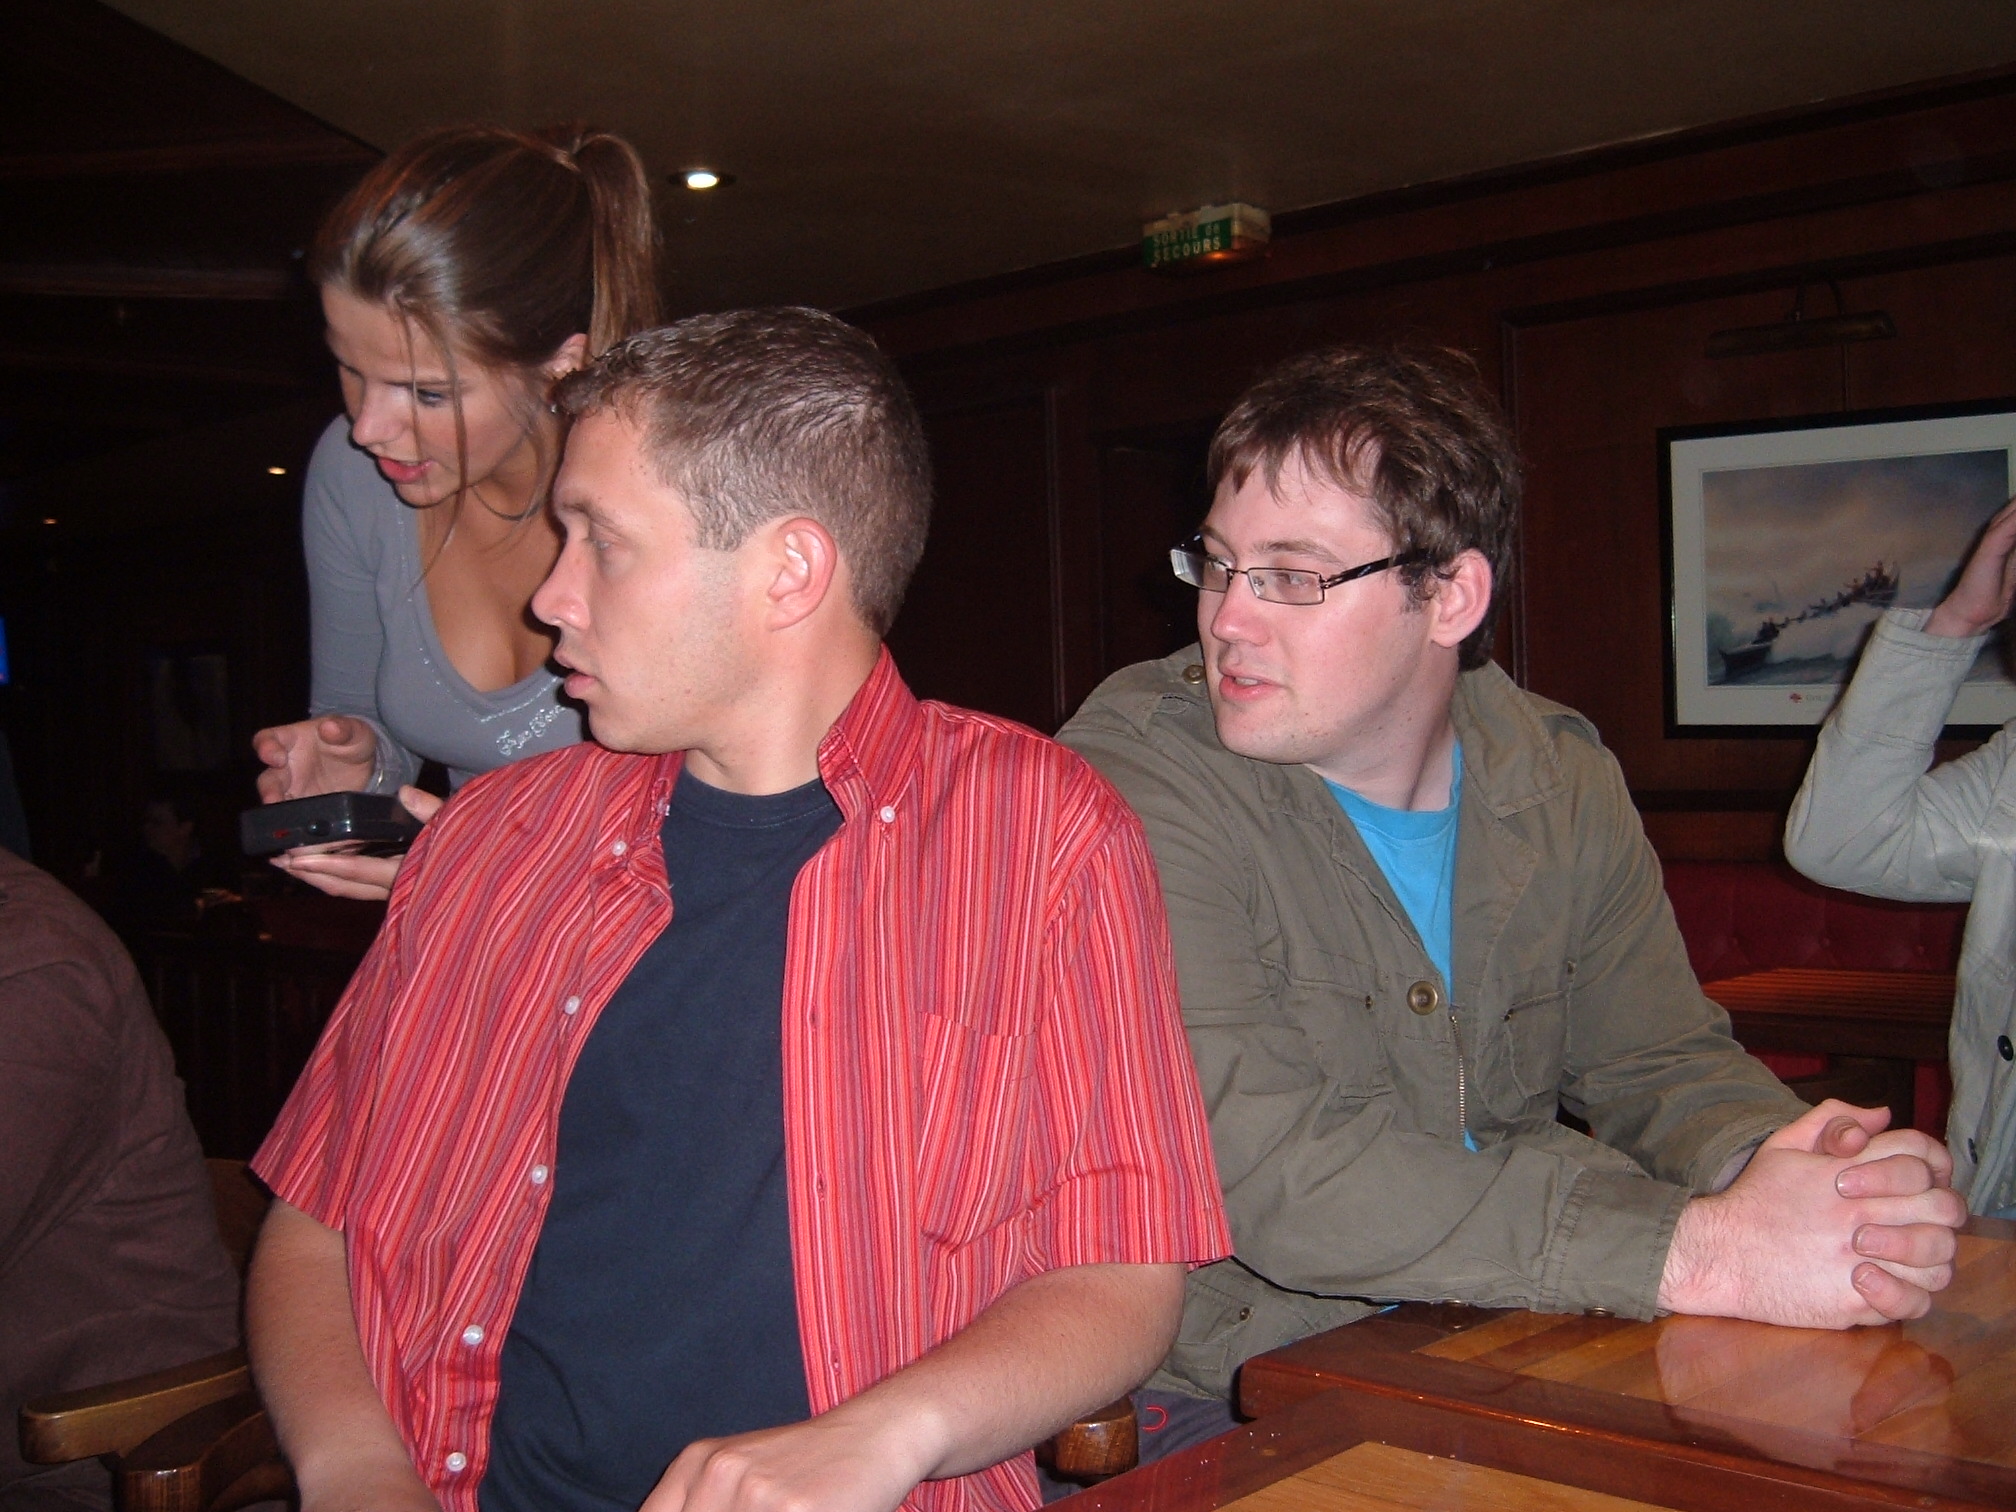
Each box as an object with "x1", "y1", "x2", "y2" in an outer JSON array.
[{"x1": 1025, "y1": 785, "x2": 1231, "y2": 1271}]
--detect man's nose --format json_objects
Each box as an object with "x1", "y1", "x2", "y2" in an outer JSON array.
[
  {"x1": 530, "y1": 553, "x2": 579, "y2": 629},
  {"x1": 1206, "y1": 574, "x2": 1268, "y2": 643}
]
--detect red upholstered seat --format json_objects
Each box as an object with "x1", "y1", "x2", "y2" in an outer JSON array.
[
  {"x1": 1661, "y1": 860, "x2": 1964, "y2": 982},
  {"x1": 1660, "y1": 860, "x2": 1965, "y2": 1134}
]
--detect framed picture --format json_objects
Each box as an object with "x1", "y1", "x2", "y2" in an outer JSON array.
[{"x1": 1662, "y1": 400, "x2": 2016, "y2": 733}]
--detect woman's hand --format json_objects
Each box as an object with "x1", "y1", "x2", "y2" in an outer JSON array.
[
  {"x1": 254, "y1": 716, "x2": 379, "y2": 802},
  {"x1": 273, "y1": 787, "x2": 444, "y2": 903},
  {"x1": 1926, "y1": 496, "x2": 2016, "y2": 639}
]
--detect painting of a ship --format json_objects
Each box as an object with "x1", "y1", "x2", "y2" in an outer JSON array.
[
  {"x1": 1717, "y1": 561, "x2": 1898, "y2": 682},
  {"x1": 1666, "y1": 402, "x2": 2016, "y2": 729}
]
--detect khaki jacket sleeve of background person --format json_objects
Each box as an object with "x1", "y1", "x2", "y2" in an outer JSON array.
[{"x1": 1062, "y1": 650, "x2": 1804, "y2": 1399}]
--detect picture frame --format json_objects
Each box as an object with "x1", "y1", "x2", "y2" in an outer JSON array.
[{"x1": 1661, "y1": 399, "x2": 2016, "y2": 734}]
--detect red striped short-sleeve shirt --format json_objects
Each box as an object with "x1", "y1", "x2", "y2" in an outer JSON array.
[{"x1": 255, "y1": 650, "x2": 1229, "y2": 1512}]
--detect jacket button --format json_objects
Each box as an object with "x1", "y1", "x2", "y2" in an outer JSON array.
[
  {"x1": 2000, "y1": 1035, "x2": 2014, "y2": 1062},
  {"x1": 1406, "y1": 980, "x2": 1442, "y2": 1015},
  {"x1": 1182, "y1": 663, "x2": 1206, "y2": 684}
]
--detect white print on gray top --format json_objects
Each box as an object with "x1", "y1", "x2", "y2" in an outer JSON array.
[{"x1": 301, "y1": 417, "x2": 584, "y2": 793}]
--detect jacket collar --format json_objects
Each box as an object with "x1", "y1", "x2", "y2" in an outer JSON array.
[
  {"x1": 1447, "y1": 660, "x2": 1569, "y2": 820},
  {"x1": 1152, "y1": 644, "x2": 1566, "y2": 823}
]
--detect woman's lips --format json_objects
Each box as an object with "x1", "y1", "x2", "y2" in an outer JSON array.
[{"x1": 374, "y1": 455, "x2": 430, "y2": 486}]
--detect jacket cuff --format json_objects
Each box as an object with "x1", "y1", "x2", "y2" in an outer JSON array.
[
  {"x1": 1828, "y1": 609, "x2": 1984, "y2": 748},
  {"x1": 1878, "y1": 604, "x2": 1990, "y2": 655},
  {"x1": 1538, "y1": 1169, "x2": 1689, "y2": 1319},
  {"x1": 1684, "y1": 1105, "x2": 1800, "y2": 1195}
]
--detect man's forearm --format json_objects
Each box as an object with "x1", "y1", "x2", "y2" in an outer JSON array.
[
  {"x1": 646, "y1": 1261, "x2": 1186, "y2": 1512},
  {"x1": 246, "y1": 1200, "x2": 438, "y2": 1512},
  {"x1": 848, "y1": 1260, "x2": 1184, "y2": 1481}
]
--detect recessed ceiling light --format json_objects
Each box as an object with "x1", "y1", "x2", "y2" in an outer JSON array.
[
  {"x1": 268, "y1": 465, "x2": 288, "y2": 475},
  {"x1": 678, "y1": 169, "x2": 733, "y2": 191},
  {"x1": 41, "y1": 517, "x2": 57, "y2": 526}
]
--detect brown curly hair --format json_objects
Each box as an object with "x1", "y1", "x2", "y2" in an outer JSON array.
[{"x1": 1208, "y1": 343, "x2": 1521, "y2": 670}]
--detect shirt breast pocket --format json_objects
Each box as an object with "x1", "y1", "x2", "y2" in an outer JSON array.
[{"x1": 915, "y1": 1008, "x2": 1035, "y2": 1245}]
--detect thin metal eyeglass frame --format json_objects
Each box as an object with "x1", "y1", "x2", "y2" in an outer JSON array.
[{"x1": 1169, "y1": 536, "x2": 1428, "y2": 605}]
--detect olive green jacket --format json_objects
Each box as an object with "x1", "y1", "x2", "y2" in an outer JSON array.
[{"x1": 1060, "y1": 649, "x2": 1804, "y2": 1400}]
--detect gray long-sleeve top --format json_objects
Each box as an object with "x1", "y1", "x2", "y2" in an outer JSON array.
[{"x1": 304, "y1": 418, "x2": 583, "y2": 792}]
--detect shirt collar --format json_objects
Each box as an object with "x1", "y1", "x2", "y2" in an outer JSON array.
[
  {"x1": 621, "y1": 644, "x2": 920, "y2": 858},
  {"x1": 813, "y1": 645, "x2": 923, "y2": 824}
]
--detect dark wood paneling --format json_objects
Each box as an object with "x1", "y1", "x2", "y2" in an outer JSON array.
[
  {"x1": 1094, "y1": 433, "x2": 1212, "y2": 672},
  {"x1": 1512, "y1": 254, "x2": 2016, "y2": 799},
  {"x1": 863, "y1": 72, "x2": 2016, "y2": 860},
  {"x1": 887, "y1": 395, "x2": 1063, "y2": 731}
]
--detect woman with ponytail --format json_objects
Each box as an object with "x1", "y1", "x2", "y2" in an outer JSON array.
[{"x1": 252, "y1": 123, "x2": 659, "y2": 899}]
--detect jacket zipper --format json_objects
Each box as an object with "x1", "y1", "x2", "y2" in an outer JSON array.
[{"x1": 1449, "y1": 1007, "x2": 1467, "y2": 1142}]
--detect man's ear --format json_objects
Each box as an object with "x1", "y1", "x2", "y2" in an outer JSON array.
[
  {"x1": 1425, "y1": 550, "x2": 1493, "y2": 651},
  {"x1": 761, "y1": 517, "x2": 843, "y2": 631}
]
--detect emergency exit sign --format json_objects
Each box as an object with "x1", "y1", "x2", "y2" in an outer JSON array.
[{"x1": 1142, "y1": 203, "x2": 1270, "y2": 272}]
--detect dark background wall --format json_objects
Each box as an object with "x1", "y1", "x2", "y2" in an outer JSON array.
[
  {"x1": 861, "y1": 71, "x2": 2016, "y2": 860},
  {"x1": 7, "y1": 67, "x2": 2016, "y2": 878}
]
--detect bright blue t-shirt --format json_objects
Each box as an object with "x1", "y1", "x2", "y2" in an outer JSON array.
[
  {"x1": 1328, "y1": 747, "x2": 1467, "y2": 1148},
  {"x1": 1325, "y1": 745, "x2": 1464, "y2": 995}
]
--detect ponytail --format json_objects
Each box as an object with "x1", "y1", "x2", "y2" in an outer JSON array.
[
  {"x1": 542, "y1": 126, "x2": 661, "y2": 355},
  {"x1": 313, "y1": 122, "x2": 662, "y2": 372}
]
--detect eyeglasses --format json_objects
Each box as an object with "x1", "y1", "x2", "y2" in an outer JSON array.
[{"x1": 1170, "y1": 536, "x2": 1427, "y2": 605}]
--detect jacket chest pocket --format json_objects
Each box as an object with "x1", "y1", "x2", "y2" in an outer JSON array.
[
  {"x1": 1279, "y1": 957, "x2": 1393, "y2": 1096},
  {"x1": 1502, "y1": 992, "x2": 1568, "y2": 1098},
  {"x1": 1476, "y1": 966, "x2": 1572, "y2": 1118}
]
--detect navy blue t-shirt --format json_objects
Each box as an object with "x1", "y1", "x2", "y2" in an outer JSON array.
[{"x1": 481, "y1": 768, "x2": 842, "y2": 1512}]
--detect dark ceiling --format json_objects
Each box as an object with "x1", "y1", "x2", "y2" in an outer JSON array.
[
  {"x1": 1, "y1": 0, "x2": 370, "y2": 524},
  {"x1": 8, "y1": 0, "x2": 2016, "y2": 530}
]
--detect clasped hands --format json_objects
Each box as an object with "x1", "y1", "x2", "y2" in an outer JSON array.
[{"x1": 1660, "y1": 1098, "x2": 1967, "y2": 1328}]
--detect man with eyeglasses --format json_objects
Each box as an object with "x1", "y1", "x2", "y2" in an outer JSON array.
[{"x1": 1059, "y1": 343, "x2": 1966, "y2": 1453}]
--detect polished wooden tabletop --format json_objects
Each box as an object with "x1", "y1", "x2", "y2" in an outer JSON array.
[
  {"x1": 1239, "y1": 1219, "x2": 2016, "y2": 1510},
  {"x1": 1057, "y1": 1381, "x2": 1959, "y2": 1512},
  {"x1": 1212, "y1": 1438, "x2": 1678, "y2": 1512}
]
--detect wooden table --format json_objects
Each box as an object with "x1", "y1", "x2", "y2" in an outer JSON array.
[
  {"x1": 1239, "y1": 1220, "x2": 2016, "y2": 1511},
  {"x1": 1702, "y1": 967, "x2": 1955, "y2": 1128},
  {"x1": 1057, "y1": 1381, "x2": 1968, "y2": 1512}
]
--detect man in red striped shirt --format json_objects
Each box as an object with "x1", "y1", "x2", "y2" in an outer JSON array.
[{"x1": 248, "y1": 308, "x2": 1229, "y2": 1512}]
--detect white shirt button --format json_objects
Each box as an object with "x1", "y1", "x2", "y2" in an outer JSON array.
[
  {"x1": 562, "y1": 995, "x2": 581, "y2": 1015},
  {"x1": 878, "y1": 805, "x2": 896, "y2": 823},
  {"x1": 461, "y1": 1324, "x2": 485, "y2": 1347},
  {"x1": 529, "y1": 1164, "x2": 550, "y2": 1186},
  {"x1": 611, "y1": 839, "x2": 628, "y2": 857},
  {"x1": 444, "y1": 1452, "x2": 468, "y2": 1474}
]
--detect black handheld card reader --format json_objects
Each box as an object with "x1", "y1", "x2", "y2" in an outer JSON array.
[{"x1": 240, "y1": 792, "x2": 424, "y2": 858}]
